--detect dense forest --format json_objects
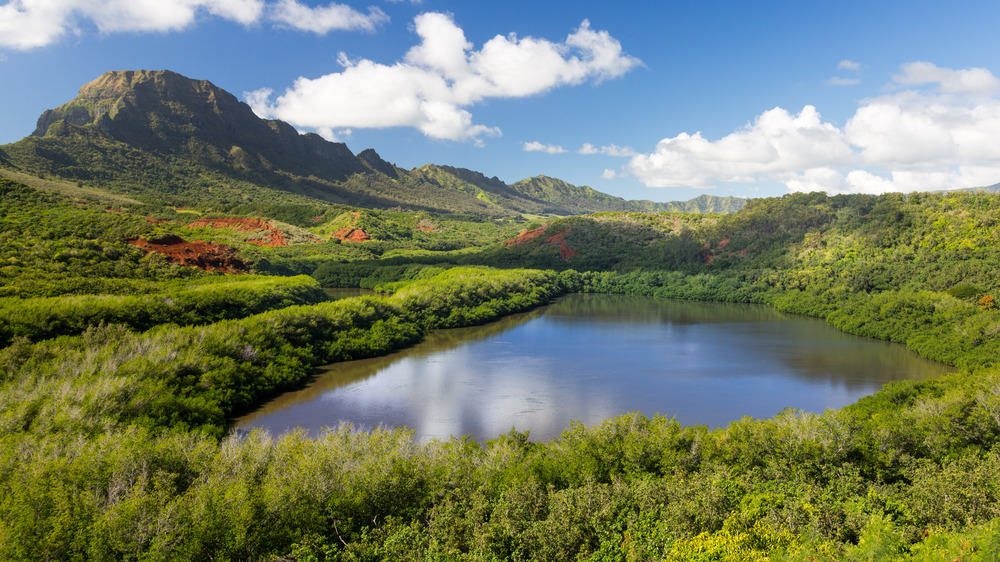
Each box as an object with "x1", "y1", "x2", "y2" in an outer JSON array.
[{"x1": 2, "y1": 171, "x2": 1000, "y2": 560}]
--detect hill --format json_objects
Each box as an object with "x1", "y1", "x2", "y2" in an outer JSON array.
[
  {"x1": 0, "y1": 69, "x2": 742, "y2": 218},
  {"x1": 510, "y1": 175, "x2": 746, "y2": 214}
]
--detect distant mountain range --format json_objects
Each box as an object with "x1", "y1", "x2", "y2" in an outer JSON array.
[
  {"x1": 946, "y1": 182, "x2": 1000, "y2": 194},
  {"x1": 0, "y1": 69, "x2": 745, "y2": 216}
]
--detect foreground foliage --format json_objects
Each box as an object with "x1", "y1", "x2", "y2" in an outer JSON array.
[{"x1": 5, "y1": 182, "x2": 1000, "y2": 559}]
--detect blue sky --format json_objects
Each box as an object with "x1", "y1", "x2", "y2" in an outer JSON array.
[{"x1": 3, "y1": 0, "x2": 1000, "y2": 201}]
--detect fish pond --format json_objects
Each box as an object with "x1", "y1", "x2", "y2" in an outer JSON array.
[{"x1": 233, "y1": 293, "x2": 951, "y2": 442}]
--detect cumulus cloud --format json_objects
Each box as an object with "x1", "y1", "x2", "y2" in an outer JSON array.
[
  {"x1": 247, "y1": 13, "x2": 640, "y2": 143},
  {"x1": 838, "y1": 59, "x2": 861, "y2": 71},
  {"x1": 579, "y1": 142, "x2": 636, "y2": 157},
  {"x1": 0, "y1": 0, "x2": 384, "y2": 50},
  {"x1": 270, "y1": 0, "x2": 387, "y2": 34},
  {"x1": 523, "y1": 141, "x2": 566, "y2": 154},
  {"x1": 893, "y1": 61, "x2": 1000, "y2": 96},
  {"x1": 628, "y1": 105, "x2": 853, "y2": 188},
  {"x1": 625, "y1": 62, "x2": 1000, "y2": 194}
]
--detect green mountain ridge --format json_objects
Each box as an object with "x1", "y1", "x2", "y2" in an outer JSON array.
[
  {"x1": 511, "y1": 175, "x2": 747, "y2": 214},
  {"x1": 2, "y1": 69, "x2": 743, "y2": 217}
]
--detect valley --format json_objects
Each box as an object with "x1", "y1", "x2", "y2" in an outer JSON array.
[{"x1": 1, "y1": 69, "x2": 1000, "y2": 560}]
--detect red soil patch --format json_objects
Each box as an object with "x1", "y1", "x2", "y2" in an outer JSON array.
[
  {"x1": 145, "y1": 217, "x2": 175, "y2": 225},
  {"x1": 545, "y1": 231, "x2": 580, "y2": 260},
  {"x1": 505, "y1": 227, "x2": 578, "y2": 260},
  {"x1": 187, "y1": 217, "x2": 289, "y2": 247},
  {"x1": 416, "y1": 225, "x2": 436, "y2": 232},
  {"x1": 105, "y1": 207, "x2": 123, "y2": 213},
  {"x1": 128, "y1": 235, "x2": 248, "y2": 273},
  {"x1": 333, "y1": 227, "x2": 371, "y2": 242},
  {"x1": 505, "y1": 226, "x2": 548, "y2": 247}
]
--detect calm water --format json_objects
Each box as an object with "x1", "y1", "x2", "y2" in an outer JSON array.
[{"x1": 233, "y1": 293, "x2": 951, "y2": 442}]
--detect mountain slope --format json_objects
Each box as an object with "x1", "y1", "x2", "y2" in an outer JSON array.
[
  {"x1": 511, "y1": 176, "x2": 747, "y2": 214},
  {"x1": 32, "y1": 69, "x2": 366, "y2": 180},
  {"x1": 3, "y1": 69, "x2": 745, "y2": 217}
]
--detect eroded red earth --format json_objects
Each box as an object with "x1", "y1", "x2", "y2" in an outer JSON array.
[
  {"x1": 128, "y1": 235, "x2": 248, "y2": 273},
  {"x1": 545, "y1": 231, "x2": 580, "y2": 260},
  {"x1": 333, "y1": 227, "x2": 371, "y2": 242},
  {"x1": 505, "y1": 227, "x2": 579, "y2": 260}
]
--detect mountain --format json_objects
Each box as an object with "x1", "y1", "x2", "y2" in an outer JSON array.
[
  {"x1": 31, "y1": 69, "x2": 364, "y2": 180},
  {"x1": 2, "y1": 69, "x2": 744, "y2": 217},
  {"x1": 510, "y1": 176, "x2": 746, "y2": 214},
  {"x1": 945, "y1": 182, "x2": 1000, "y2": 194}
]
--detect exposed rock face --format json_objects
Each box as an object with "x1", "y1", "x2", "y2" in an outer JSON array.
[{"x1": 128, "y1": 234, "x2": 248, "y2": 273}]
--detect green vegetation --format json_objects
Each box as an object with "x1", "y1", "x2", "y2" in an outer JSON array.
[
  {"x1": 0, "y1": 275, "x2": 326, "y2": 346},
  {"x1": 5, "y1": 176, "x2": 1000, "y2": 559},
  {"x1": 4, "y1": 68, "x2": 1000, "y2": 559}
]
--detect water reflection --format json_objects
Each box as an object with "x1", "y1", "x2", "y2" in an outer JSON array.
[{"x1": 233, "y1": 294, "x2": 952, "y2": 442}]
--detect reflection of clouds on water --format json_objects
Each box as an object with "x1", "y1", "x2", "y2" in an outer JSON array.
[
  {"x1": 313, "y1": 340, "x2": 619, "y2": 442},
  {"x1": 233, "y1": 294, "x2": 953, "y2": 442}
]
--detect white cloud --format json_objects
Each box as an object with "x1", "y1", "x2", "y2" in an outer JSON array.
[
  {"x1": 827, "y1": 59, "x2": 862, "y2": 87},
  {"x1": 628, "y1": 105, "x2": 853, "y2": 188},
  {"x1": 0, "y1": 0, "x2": 386, "y2": 50},
  {"x1": 523, "y1": 141, "x2": 566, "y2": 154},
  {"x1": 601, "y1": 168, "x2": 620, "y2": 179},
  {"x1": 893, "y1": 61, "x2": 1000, "y2": 96},
  {"x1": 315, "y1": 126, "x2": 351, "y2": 142},
  {"x1": 579, "y1": 142, "x2": 636, "y2": 157},
  {"x1": 248, "y1": 13, "x2": 640, "y2": 143},
  {"x1": 270, "y1": 0, "x2": 387, "y2": 34},
  {"x1": 625, "y1": 62, "x2": 1000, "y2": 194},
  {"x1": 825, "y1": 77, "x2": 860, "y2": 86}
]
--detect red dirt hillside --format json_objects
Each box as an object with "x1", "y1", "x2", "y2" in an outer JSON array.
[
  {"x1": 332, "y1": 227, "x2": 371, "y2": 242},
  {"x1": 505, "y1": 226, "x2": 579, "y2": 260},
  {"x1": 545, "y1": 231, "x2": 580, "y2": 260},
  {"x1": 505, "y1": 226, "x2": 547, "y2": 246},
  {"x1": 187, "y1": 217, "x2": 288, "y2": 247},
  {"x1": 128, "y1": 235, "x2": 248, "y2": 273}
]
